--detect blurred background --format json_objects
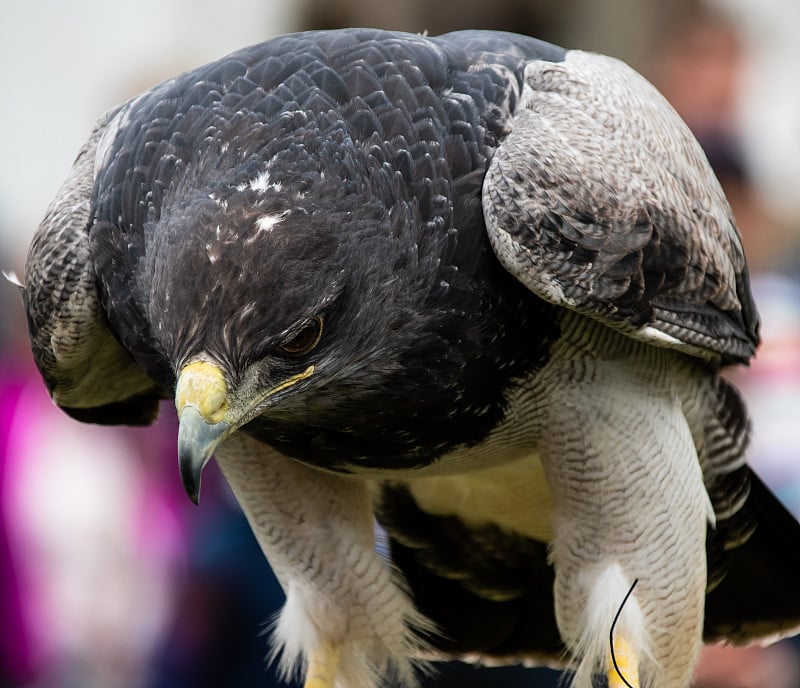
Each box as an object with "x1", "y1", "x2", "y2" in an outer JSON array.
[{"x1": 2, "y1": 1, "x2": 800, "y2": 686}]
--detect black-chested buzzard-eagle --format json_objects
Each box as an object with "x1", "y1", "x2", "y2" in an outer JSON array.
[{"x1": 20, "y1": 28, "x2": 800, "y2": 688}]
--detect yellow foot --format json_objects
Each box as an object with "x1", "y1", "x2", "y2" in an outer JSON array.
[
  {"x1": 608, "y1": 634, "x2": 639, "y2": 688},
  {"x1": 303, "y1": 641, "x2": 341, "y2": 688}
]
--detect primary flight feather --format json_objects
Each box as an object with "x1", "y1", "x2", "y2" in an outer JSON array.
[{"x1": 21, "y1": 28, "x2": 800, "y2": 688}]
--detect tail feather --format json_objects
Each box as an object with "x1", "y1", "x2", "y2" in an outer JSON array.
[
  {"x1": 378, "y1": 485, "x2": 563, "y2": 660},
  {"x1": 704, "y1": 469, "x2": 800, "y2": 643}
]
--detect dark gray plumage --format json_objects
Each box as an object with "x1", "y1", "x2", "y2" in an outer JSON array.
[{"x1": 20, "y1": 28, "x2": 800, "y2": 688}]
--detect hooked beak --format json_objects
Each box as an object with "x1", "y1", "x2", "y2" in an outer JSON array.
[
  {"x1": 174, "y1": 360, "x2": 315, "y2": 505},
  {"x1": 175, "y1": 361, "x2": 231, "y2": 505},
  {"x1": 177, "y1": 406, "x2": 230, "y2": 505}
]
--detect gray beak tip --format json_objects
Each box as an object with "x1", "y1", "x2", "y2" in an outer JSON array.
[
  {"x1": 180, "y1": 464, "x2": 202, "y2": 506},
  {"x1": 177, "y1": 405, "x2": 230, "y2": 506}
]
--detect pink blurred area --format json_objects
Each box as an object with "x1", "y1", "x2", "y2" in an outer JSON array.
[
  {"x1": 0, "y1": 356, "x2": 187, "y2": 686},
  {"x1": 0, "y1": 341, "x2": 290, "y2": 688}
]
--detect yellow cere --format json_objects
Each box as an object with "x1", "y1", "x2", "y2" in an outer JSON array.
[{"x1": 175, "y1": 360, "x2": 229, "y2": 424}]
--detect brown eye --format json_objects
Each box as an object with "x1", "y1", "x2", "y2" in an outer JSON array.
[{"x1": 276, "y1": 317, "x2": 323, "y2": 357}]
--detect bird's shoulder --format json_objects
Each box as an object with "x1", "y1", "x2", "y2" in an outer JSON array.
[{"x1": 482, "y1": 49, "x2": 759, "y2": 364}]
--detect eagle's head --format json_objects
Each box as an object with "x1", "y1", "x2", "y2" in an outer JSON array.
[{"x1": 137, "y1": 120, "x2": 553, "y2": 502}]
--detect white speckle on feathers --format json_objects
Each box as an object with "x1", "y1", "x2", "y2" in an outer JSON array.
[
  {"x1": 239, "y1": 169, "x2": 283, "y2": 194},
  {"x1": 256, "y1": 211, "x2": 290, "y2": 234}
]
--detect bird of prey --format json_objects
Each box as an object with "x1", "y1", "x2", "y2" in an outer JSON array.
[{"x1": 21, "y1": 28, "x2": 800, "y2": 688}]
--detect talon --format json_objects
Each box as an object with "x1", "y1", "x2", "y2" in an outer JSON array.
[
  {"x1": 608, "y1": 634, "x2": 639, "y2": 688},
  {"x1": 303, "y1": 640, "x2": 341, "y2": 688}
]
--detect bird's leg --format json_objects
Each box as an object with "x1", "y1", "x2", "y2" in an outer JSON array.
[
  {"x1": 534, "y1": 318, "x2": 711, "y2": 688},
  {"x1": 23, "y1": 109, "x2": 158, "y2": 414},
  {"x1": 607, "y1": 579, "x2": 640, "y2": 688},
  {"x1": 303, "y1": 639, "x2": 341, "y2": 688},
  {"x1": 213, "y1": 433, "x2": 425, "y2": 688},
  {"x1": 608, "y1": 635, "x2": 639, "y2": 688}
]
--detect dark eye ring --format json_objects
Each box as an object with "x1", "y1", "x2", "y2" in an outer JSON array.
[{"x1": 276, "y1": 317, "x2": 323, "y2": 357}]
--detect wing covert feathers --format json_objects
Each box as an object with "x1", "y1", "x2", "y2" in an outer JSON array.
[
  {"x1": 23, "y1": 110, "x2": 161, "y2": 424},
  {"x1": 483, "y1": 50, "x2": 759, "y2": 364}
]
